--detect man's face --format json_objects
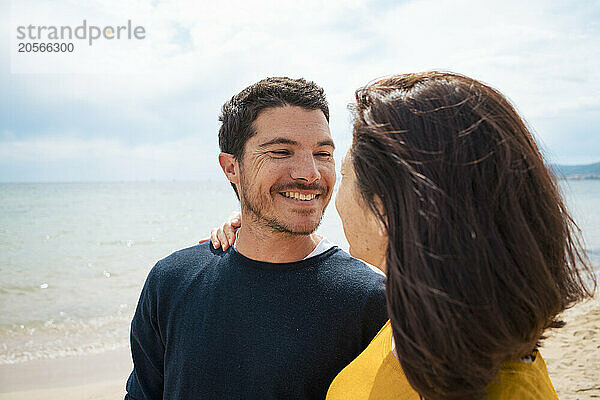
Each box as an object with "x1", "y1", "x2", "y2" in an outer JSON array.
[{"x1": 237, "y1": 105, "x2": 335, "y2": 235}]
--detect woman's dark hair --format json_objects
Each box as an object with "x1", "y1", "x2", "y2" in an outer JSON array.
[{"x1": 350, "y1": 71, "x2": 596, "y2": 400}]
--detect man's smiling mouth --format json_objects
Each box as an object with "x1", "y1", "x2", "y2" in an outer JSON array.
[{"x1": 280, "y1": 192, "x2": 319, "y2": 201}]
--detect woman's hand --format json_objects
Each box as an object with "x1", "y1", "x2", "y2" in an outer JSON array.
[{"x1": 201, "y1": 211, "x2": 241, "y2": 251}]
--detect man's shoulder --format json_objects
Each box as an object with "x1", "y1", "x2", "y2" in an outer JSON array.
[
  {"x1": 318, "y1": 248, "x2": 386, "y2": 293},
  {"x1": 318, "y1": 249, "x2": 387, "y2": 335},
  {"x1": 149, "y1": 241, "x2": 221, "y2": 282},
  {"x1": 323, "y1": 248, "x2": 385, "y2": 280}
]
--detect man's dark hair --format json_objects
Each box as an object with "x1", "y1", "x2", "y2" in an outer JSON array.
[{"x1": 218, "y1": 77, "x2": 329, "y2": 198}]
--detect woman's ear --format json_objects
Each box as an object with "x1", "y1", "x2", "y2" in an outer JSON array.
[{"x1": 218, "y1": 153, "x2": 239, "y2": 185}]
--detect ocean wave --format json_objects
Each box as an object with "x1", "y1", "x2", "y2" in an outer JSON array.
[
  {"x1": 0, "y1": 312, "x2": 132, "y2": 365},
  {"x1": 0, "y1": 284, "x2": 40, "y2": 296}
]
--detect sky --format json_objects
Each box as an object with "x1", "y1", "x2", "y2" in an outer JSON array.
[{"x1": 1, "y1": 0, "x2": 599, "y2": 182}]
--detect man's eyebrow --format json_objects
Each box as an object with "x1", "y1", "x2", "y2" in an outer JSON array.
[
  {"x1": 258, "y1": 137, "x2": 335, "y2": 149},
  {"x1": 258, "y1": 138, "x2": 298, "y2": 147},
  {"x1": 317, "y1": 139, "x2": 335, "y2": 149}
]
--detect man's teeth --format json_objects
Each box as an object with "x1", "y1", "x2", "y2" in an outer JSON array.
[{"x1": 283, "y1": 192, "x2": 317, "y2": 201}]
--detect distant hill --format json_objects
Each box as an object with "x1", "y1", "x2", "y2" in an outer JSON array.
[{"x1": 551, "y1": 162, "x2": 600, "y2": 180}]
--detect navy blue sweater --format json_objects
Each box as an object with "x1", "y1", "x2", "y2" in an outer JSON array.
[{"x1": 125, "y1": 242, "x2": 387, "y2": 399}]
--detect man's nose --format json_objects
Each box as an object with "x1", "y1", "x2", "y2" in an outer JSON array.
[{"x1": 290, "y1": 154, "x2": 321, "y2": 183}]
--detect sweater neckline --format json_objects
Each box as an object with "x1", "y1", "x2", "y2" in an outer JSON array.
[{"x1": 229, "y1": 245, "x2": 339, "y2": 271}]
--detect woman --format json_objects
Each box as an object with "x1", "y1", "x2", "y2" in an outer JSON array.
[{"x1": 210, "y1": 72, "x2": 595, "y2": 399}]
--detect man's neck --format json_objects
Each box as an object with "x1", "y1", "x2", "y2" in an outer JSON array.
[{"x1": 235, "y1": 220, "x2": 321, "y2": 263}]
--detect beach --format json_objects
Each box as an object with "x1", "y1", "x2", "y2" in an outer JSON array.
[
  {"x1": 543, "y1": 293, "x2": 600, "y2": 399},
  {"x1": 0, "y1": 348, "x2": 131, "y2": 399},
  {"x1": 0, "y1": 293, "x2": 598, "y2": 399}
]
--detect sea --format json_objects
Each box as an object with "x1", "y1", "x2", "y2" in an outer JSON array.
[{"x1": 0, "y1": 180, "x2": 599, "y2": 365}]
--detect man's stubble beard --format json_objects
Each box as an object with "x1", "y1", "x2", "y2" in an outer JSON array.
[{"x1": 238, "y1": 172, "x2": 327, "y2": 236}]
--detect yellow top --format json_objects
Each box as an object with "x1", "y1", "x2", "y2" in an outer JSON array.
[{"x1": 326, "y1": 321, "x2": 558, "y2": 400}]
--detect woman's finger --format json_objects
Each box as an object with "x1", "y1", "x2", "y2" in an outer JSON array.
[
  {"x1": 228, "y1": 211, "x2": 242, "y2": 228},
  {"x1": 210, "y1": 228, "x2": 220, "y2": 249},
  {"x1": 222, "y1": 222, "x2": 236, "y2": 246},
  {"x1": 217, "y1": 227, "x2": 230, "y2": 251}
]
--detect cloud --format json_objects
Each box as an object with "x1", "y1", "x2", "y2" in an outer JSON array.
[{"x1": 1, "y1": 0, "x2": 599, "y2": 181}]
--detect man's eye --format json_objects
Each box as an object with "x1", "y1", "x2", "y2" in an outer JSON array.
[
  {"x1": 316, "y1": 152, "x2": 332, "y2": 158},
  {"x1": 269, "y1": 150, "x2": 290, "y2": 156}
]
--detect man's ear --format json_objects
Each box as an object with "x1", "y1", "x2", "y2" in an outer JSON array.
[{"x1": 219, "y1": 153, "x2": 239, "y2": 185}]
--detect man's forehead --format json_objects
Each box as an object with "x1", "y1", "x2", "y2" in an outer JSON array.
[{"x1": 251, "y1": 106, "x2": 331, "y2": 143}]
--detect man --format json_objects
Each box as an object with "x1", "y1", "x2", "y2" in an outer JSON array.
[{"x1": 125, "y1": 77, "x2": 387, "y2": 400}]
